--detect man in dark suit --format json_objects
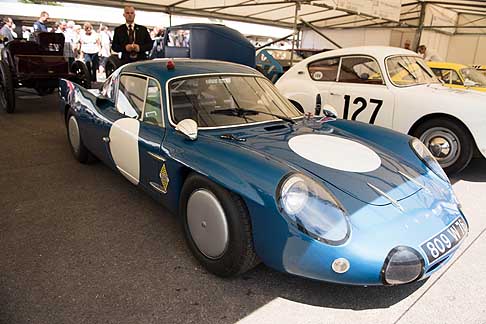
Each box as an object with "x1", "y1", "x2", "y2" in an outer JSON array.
[{"x1": 112, "y1": 6, "x2": 153, "y2": 64}]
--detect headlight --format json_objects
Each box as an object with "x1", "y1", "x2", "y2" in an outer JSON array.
[
  {"x1": 410, "y1": 138, "x2": 449, "y2": 183},
  {"x1": 382, "y1": 246, "x2": 424, "y2": 285},
  {"x1": 277, "y1": 173, "x2": 349, "y2": 244}
]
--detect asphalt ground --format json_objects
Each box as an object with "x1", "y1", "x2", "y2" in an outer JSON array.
[{"x1": 1, "y1": 91, "x2": 485, "y2": 324}]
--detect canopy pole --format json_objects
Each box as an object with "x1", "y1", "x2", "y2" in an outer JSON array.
[
  {"x1": 290, "y1": 2, "x2": 300, "y2": 67},
  {"x1": 413, "y1": 2, "x2": 426, "y2": 51},
  {"x1": 300, "y1": 18, "x2": 342, "y2": 49}
]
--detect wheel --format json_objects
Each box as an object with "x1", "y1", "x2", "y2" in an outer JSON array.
[
  {"x1": 180, "y1": 174, "x2": 259, "y2": 277},
  {"x1": 413, "y1": 118, "x2": 473, "y2": 174},
  {"x1": 105, "y1": 56, "x2": 120, "y2": 79},
  {"x1": 66, "y1": 112, "x2": 90, "y2": 163},
  {"x1": 0, "y1": 60, "x2": 15, "y2": 113},
  {"x1": 71, "y1": 60, "x2": 91, "y2": 89}
]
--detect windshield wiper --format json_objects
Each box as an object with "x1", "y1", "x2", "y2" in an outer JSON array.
[{"x1": 211, "y1": 107, "x2": 295, "y2": 124}]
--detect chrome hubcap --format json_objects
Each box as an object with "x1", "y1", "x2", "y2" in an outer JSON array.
[
  {"x1": 68, "y1": 116, "x2": 81, "y2": 155},
  {"x1": 420, "y1": 127, "x2": 460, "y2": 168},
  {"x1": 187, "y1": 189, "x2": 228, "y2": 259}
]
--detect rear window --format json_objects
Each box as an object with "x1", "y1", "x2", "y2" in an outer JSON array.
[{"x1": 308, "y1": 57, "x2": 339, "y2": 81}]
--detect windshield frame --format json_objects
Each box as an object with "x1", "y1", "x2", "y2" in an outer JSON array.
[
  {"x1": 384, "y1": 54, "x2": 440, "y2": 88},
  {"x1": 165, "y1": 73, "x2": 303, "y2": 130}
]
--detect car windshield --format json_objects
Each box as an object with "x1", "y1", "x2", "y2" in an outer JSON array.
[
  {"x1": 169, "y1": 75, "x2": 301, "y2": 127},
  {"x1": 267, "y1": 49, "x2": 304, "y2": 62},
  {"x1": 386, "y1": 56, "x2": 439, "y2": 86},
  {"x1": 460, "y1": 68, "x2": 486, "y2": 87}
]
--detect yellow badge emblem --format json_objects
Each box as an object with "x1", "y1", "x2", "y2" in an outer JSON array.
[{"x1": 159, "y1": 164, "x2": 170, "y2": 193}]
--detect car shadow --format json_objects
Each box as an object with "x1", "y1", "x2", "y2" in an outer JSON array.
[
  {"x1": 229, "y1": 265, "x2": 427, "y2": 310},
  {"x1": 450, "y1": 158, "x2": 486, "y2": 184}
]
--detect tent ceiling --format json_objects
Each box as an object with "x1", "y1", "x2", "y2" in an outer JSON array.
[{"x1": 62, "y1": 0, "x2": 486, "y2": 30}]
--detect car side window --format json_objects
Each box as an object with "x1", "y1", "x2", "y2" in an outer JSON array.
[
  {"x1": 338, "y1": 57, "x2": 383, "y2": 85},
  {"x1": 117, "y1": 74, "x2": 147, "y2": 118},
  {"x1": 449, "y1": 70, "x2": 462, "y2": 85},
  {"x1": 307, "y1": 58, "x2": 339, "y2": 81},
  {"x1": 142, "y1": 79, "x2": 163, "y2": 127}
]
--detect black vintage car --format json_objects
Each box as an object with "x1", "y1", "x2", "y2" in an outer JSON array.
[{"x1": 0, "y1": 32, "x2": 91, "y2": 113}]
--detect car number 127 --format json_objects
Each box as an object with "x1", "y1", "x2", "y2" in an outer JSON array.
[
  {"x1": 343, "y1": 95, "x2": 383, "y2": 124},
  {"x1": 420, "y1": 217, "x2": 468, "y2": 264}
]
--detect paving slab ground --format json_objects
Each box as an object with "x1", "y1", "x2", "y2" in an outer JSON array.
[{"x1": 1, "y1": 92, "x2": 485, "y2": 324}]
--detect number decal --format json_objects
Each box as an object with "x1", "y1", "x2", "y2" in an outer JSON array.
[
  {"x1": 351, "y1": 97, "x2": 367, "y2": 120},
  {"x1": 342, "y1": 95, "x2": 383, "y2": 124},
  {"x1": 369, "y1": 99, "x2": 383, "y2": 124},
  {"x1": 343, "y1": 95, "x2": 351, "y2": 120},
  {"x1": 426, "y1": 241, "x2": 440, "y2": 259}
]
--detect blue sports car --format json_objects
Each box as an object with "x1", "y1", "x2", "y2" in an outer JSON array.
[{"x1": 59, "y1": 59, "x2": 468, "y2": 286}]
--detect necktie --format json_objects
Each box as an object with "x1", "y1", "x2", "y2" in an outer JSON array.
[{"x1": 128, "y1": 25, "x2": 134, "y2": 44}]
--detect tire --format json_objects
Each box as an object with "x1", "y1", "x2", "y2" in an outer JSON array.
[
  {"x1": 180, "y1": 174, "x2": 259, "y2": 277},
  {"x1": 0, "y1": 60, "x2": 15, "y2": 113},
  {"x1": 105, "y1": 56, "x2": 120, "y2": 79},
  {"x1": 66, "y1": 112, "x2": 90, "y2": 163},
  {"x1": 71, "y1": 61, "x2": 91, "y2": 89},
  {"x1": 413, "y1": 118, "x2": 473, "y2": 174}
]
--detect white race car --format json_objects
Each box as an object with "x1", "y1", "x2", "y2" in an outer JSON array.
[{"x1": 276, "y1": 46, "x2": 486, "y2": 174}]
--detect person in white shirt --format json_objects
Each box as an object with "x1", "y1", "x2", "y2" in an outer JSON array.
[
  {"x1": 79, "y1": 22, "x2": 100, "y2": 82},
  {"x1": 417, "y1": 45, "x2": 443, "y2": 62}
]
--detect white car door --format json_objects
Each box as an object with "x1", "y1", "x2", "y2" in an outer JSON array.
[{"x1": 326, "y1": 56, "x2": 395, "y2": 128}]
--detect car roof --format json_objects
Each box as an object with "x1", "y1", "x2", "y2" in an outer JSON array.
[
  {"x1": 427, "y1": 61, "x2": 468, "y2": 70},
  {"x1": 303, "y1": 46, "x2": 420, "y2": 61},
  {"x1": 122, "y1": 59, "x2": 260, "y2": 83}
]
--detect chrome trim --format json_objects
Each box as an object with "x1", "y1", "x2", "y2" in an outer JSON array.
[
  {"x1": 150, "y1": 181, "x2": 167, "y2": 194},
  {"x1": 147, "y1": 151, "x2": 166, "y2": 162},
  {"x1": 367, "y1": 183, "x2": 404, "y2": 212},
  {"x1": 102, "y1": 136, "x2": 110, "y2": 143},
  {"x1": 398, "y1": 171, "x2": 431, "y2": 194},
  {"x1": 164, "y1": 72, "x2": 302, "y2": 130}
]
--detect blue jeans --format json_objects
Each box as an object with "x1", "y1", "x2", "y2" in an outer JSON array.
[{"x1": 84, "y1": 53, "x2": 99, "y2": 82}]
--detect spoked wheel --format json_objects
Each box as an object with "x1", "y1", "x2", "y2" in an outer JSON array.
[
  {"x1": 105, "y1": 56, "x2": 120, "y2": 79},
  {"x1": 0, "y1": 60, "x2": 15, "y2": 113},
  {"x1": 71, "y1": 60, "x2": 91, "y2": 89},
  {"x1": 67, "y1": 112, "x2": 90, "y2": 163},
  {"x1": 414, "y1": 118, "x2": 473, "y2": 174},
  {"x1": 180, "y1": 174, "x2": 259, "y2": 277}
]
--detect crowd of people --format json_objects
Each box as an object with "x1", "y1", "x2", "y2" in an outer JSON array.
[{"x1": 0, "y1": 6, "x2": 165, "y2": 82}]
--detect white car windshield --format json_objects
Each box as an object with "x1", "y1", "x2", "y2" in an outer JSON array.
[
  {"x1": 461, "y1": 68, "x2": 486, "y2": 87},
  {"x1": 169, "y1": 75, "x2": 301, "y2": 127},
  {"x1": 386, "y1": 56, "x2": 439, "y2": 86}
]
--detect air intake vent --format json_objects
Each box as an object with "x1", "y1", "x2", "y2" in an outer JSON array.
[{"x1": 264, "y1": 125, "x2": 287, "y2": 131}]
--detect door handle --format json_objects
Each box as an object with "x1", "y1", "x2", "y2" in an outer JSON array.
[{"x1": 102, "y1": 137, "x2": 110, "y2": 143}]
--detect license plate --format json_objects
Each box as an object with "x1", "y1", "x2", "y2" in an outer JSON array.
[{"x1": 420, "y1": 217, "x2": 468, "y2": 264}]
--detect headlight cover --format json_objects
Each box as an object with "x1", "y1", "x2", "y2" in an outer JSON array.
[
  {"x1": 410, "y1": 138, "x2": 449, "y2": 183},
  {"x1": 277, "y1": 173, "x2": 350, "y2": 245},
  {"x1": 382, "y1": 246, "x2": 424, "y2": 285}
]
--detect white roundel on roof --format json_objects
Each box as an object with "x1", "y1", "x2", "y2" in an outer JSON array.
[{"x1": 288, "y1": 134, "x2": 381, "y2": 172}]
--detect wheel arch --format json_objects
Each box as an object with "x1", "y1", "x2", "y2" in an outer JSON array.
[
  {"x1": 408, "y1": 113, "x2": 481, "y2": 157},
  {"x1": 289, "y1": 99, "x2": 304, "y2": 113}
]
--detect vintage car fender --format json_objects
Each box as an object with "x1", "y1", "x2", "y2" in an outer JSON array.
[{"x1": 391, "y1": 83, "x2": 486, "y2": 159}]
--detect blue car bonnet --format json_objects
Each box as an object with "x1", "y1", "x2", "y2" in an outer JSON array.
[{"x1": 202, "y1": 119, "x2": 426, "y2": 207}]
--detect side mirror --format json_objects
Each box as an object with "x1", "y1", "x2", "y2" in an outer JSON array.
[
  {"x1": 175, "y1": 119, "x2": 198, "y2": 140},
  {"x1": 322, "y1": 104, "x2": 338, "y2": 119},
  {"x1": 464, "y1": 79, "x2": 476, "y2": 87}
]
